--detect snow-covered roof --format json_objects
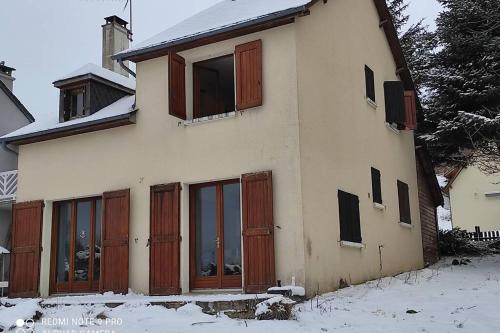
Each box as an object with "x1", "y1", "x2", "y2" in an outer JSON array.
[
  {"x1": 1, "y1": 95, "x2": 136, "y2": 141},
  {"x1": 115, "y1": 0, "x2": 312, "y2": 58},
  {"x1": 54, "y1": 63, "x2": 136, "y2": 91}
]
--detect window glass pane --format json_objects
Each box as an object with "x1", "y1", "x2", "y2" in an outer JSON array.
[
  {"x1": 74, "y1": 201, "x2": 91, "y2": 282},
  {"x1": 76, "y1": 92, "x2": 84, "y2": 116},
  {"x1": 195, "y1": 186, "x2": 217, "y2": 277},
  {"x1": 94, "y1": 199, "x2": 102, "y2": 281},
  {"x1": 223, "y1": 183, "x2": 241, "y2": 276},
  {"x1": 56, "y1": 202, "x2": 72, "y2": 283},
  {"x1": 71, "y1": 94, "x2": 78, "y2": 118}
]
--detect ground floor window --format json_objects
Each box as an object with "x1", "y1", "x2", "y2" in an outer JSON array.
[
  {"x1": 190, "y1": 180, "x2": 242, "y2": 289},
  {"x1": 51, "y1": 197, "x2": 102, "y2": 293}
]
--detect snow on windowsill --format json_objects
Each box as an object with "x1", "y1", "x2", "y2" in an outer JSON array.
[
  {"x1": 268, "y1": 285, "x2": 305, "y2": 297},
  {"x1": 340, "y1": 241, "x2": 365, "y2": 249},
  {"x1": 366, "y1": 97, "x2": 378, "y2": 110},
  {"x1": 485, "y1": 191, "x2": 500, "y2": 198},
  {"x1": 184, "y1": 111, "x2": 236, "y2": 126},
  {"x1": 399, "y1": 221, "x2": 414, "y2": 229},
  {"x1": 386, "y1": 123, "x2": 400, "y2": 134},
  {"x1": 373, "y1": 202, "x2": 386, "y2": 211}
]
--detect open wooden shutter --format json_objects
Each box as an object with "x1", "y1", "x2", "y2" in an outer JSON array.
[
  {"x1": 338, "y1": 191, "x2": 361, "y2": 243},
  {"x1": 404, "y1": 90, "x2": 417, "y2": 130},
  {"x1": 150, "y1": 183, "x2": 181, "y2": 295},
  {"x1": 101, "y1": 189, "x2": 130, "y2": 294},
  {"x1": 235, "y1": 40, "x2": 263, "y2": 111},
  {"x1": 9, "y1": 201, "x2": 44, "y2": 298},
  {"x1": 242, "y1": 171, "x2": 275, "y2": 293},
  {"x1": 169, "y1": 53, "x2": 186, "y2": 120},
  {"x1": 384, "y1": 81, "x2": 405, "y2": 127}
]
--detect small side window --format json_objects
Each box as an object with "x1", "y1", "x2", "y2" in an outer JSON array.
[
  {"x1": 338, "y1": 190, "x2": 362, "y2": 243},
  {"x1": 397, "y1": 180, "x2": 411, "y2": 224},
  {"x1": 62, "y1": 87, "x2": 86, "y2": 121},
  {"x1": 365, "y1": 65, "x2": 375, "y2": 103},
  {"x1": 371, "y1": 167, "x2": 382, "y2": 204},
  {"x1": 384, "y1": 81, "x2": 405, "y2": 128}
]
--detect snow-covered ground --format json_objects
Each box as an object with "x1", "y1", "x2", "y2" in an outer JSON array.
[{"x1": 2, "y1": 256, "x2": 500, "y2": 332}]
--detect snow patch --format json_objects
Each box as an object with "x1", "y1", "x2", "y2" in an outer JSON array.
[
  {"x1": 255, "y1": 296, "x2": 295, "y2": 317},
  {"x1": 55, "y1": 63, "x2": 136, "y2": 91},
  {"x1": 0, "y1": 246, "x2": 9, "y2": 254},
  {"x1": 268, "y1": 286, "x2": 305, "y2": 297},
  {"x1": 0, "y1": 299, "x2": 40, "y2": 331}
]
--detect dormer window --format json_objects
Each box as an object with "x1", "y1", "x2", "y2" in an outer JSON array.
[
  {"x1": 63, "y1": 86, "x2": 87, "y2": 121},
  {"x1": 54, "y1": 64, "x2": 135, "y2": 124}
]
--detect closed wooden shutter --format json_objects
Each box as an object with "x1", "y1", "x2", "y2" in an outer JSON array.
[
  {"x1": 150, "y1": 183, "x2": 181, "y2": 295},
  {"x1": 365, "y1": 65, "x2": 376, "y2": 102},
  {"x1": 338, "y1": 191, "x2": 361, "y2": 243},
  {"x1": 235, "y1": 40, "x2": 263, "y2": 111},
  {"x1": 371, "y1": 168, "x2": 382, "y2": 204},
  {"x1": 384, "y1": 81, "x2": 405, "y2": 126},
  {"x1": 9, "y1": 201, "x2": 44, "y2": 298},
  {"x1": 101, "y1": 189, "x2": 130, "y2": 294},
  {"x1": 242, "y1": 171, "x2": 275, "y2": 293},
  {"x1": 404, "y1": 90, "x2": 417, "y2": 130},
  {"x1": 397, "y1": 181, "x2": 411, "y2": 224},
  {"x1": 169, "y1": 53, "x2": 186, "y2": 120}
]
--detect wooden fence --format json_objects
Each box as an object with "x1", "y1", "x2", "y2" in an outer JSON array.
[{"x1": 467, "y1": 226, "x2": 500, "y2": 242}]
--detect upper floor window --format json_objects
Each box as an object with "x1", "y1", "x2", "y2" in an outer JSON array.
[
  {"x1": 193, "y1": 55, "x2": 235, "y2": 119},
  {"x1": 365, "y1": 65, "x2": 375, "y2": 103},
  {"x1": 168, "y1": 39, "x2": 263, "y2": 121},
  {"x1": 384, "y1": 81, "x2": 417, "y2": 130},
  {"x1": 63, "y1": 87, "x2": 87, "y2": 121}
]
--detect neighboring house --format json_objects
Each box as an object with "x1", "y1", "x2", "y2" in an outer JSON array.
[
  {"x1": 443, "y1": 165, "x2": 500, "y2": 233},
  {"x1": 0, "y1": 62, "x2": 35, "y2": 295},
  {"x1": 1, "y1": 1, "x2": 439, "y2": 298}
]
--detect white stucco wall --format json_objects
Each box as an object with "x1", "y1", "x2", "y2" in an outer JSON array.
[
  {"x1": 295, "y1": 0, "x2": 424, "y2": 295},
  {"x1": 17, "y1": 25, "x2": 306, "y2": 296}
]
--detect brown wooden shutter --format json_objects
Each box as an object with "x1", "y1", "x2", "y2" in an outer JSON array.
[
  {"x1": 150, "y1": 183, "x2": 181, "y2": 295},
  {"x1": 242, "y1": 171, "x2": 275, "y2": 293},
  {"x1": 397, "y1": 181, "x2": 411, "y2": 224},
  {"x1": 404, "y1": 90, "x2": 417, "y2": 130},
  {"x1": 384, "y1": 81, "x2": 405, "y2": 127},
  {"x1": 169, "y1": 53, "x2": 186, "y2": 120},
  {"x1": 101, "y1": 189, "x2": 130, "y2": 294},
  {"x1": 235, "y1": 40, "x2": 263, "y2": 111},
  {"x1": 9, "y1": 201, "x2": 44, "y2": 298}
]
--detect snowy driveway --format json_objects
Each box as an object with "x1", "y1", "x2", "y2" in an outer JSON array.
[{"x1": 1, "y1": 256, "x2": 499, "y2": 333}]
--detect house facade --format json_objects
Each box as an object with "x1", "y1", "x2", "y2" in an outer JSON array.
[
  {"x1": 444, "y1": 165, "x2": 500, "y2": 233},
  {"x1": 2, "y1": 0, "x2": 438, "y2": 298},
  {"x1": 0, "y1": 62, "x2": 35, "y2": 295}
]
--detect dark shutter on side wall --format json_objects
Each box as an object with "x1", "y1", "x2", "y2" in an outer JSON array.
[
  {"x1": 338, "y1": 190, "x2": 362, "y2": 243},
  {"x1": 371, "y1": 168, "x2": 382, "y2": 204},
  {"x1": 384, "y1": 81, "x2": 405, "y2": 127},
  {"x1": 397, "y1": 180, "x2": 411, "y2": 224},
  {"x1": 365, "y1": 65, "x2": 375, "y2": 102}
]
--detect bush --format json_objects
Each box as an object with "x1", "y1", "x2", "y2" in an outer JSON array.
[{"x1": 439, "y1": 228, "x2": 498, "y2": 256}]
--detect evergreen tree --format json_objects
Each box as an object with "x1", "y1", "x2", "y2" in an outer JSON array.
[
  {"x1": 387, "y1": 0, "x2": 437, "y2": 94},
  {"x1": 423, "y1": 0, "x2": 500, "y2": 171}
]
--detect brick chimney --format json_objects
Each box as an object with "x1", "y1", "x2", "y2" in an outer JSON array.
[
  {"x1": 102, "y1": 16, "x2": 131, "y2": 77},
  {"x1": 0, "y1": 61, "x2": 15, "y2": 91}
]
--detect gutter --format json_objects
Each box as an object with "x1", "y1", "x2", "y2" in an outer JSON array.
[
  {"x1": 1, "y1": 141, "x2": 18, "y2": 155},
  {"x1": 1, "y1": 111, "x2": 137, "y2": 146},
  {"x1": 112, "y1": 5, "x2": 309, "y2": 62},
  {"x1": 118, "y1": 59, "x2": 136, "y2": 78}
]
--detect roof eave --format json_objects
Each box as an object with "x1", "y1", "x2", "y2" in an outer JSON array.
[
  {"x1": 112, "y1": 5, "x2": 309, "y2": 62},
  {"x1": 53, "y1": 73, "x2": 135, "y2": 94},
  {"x1": 1, "y1": 110, "x2": 137, "y2": 146}
]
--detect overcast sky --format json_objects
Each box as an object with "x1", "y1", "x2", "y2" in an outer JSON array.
[{"x1": 1, "y1": 0, "x2": 442, "y2": 120}]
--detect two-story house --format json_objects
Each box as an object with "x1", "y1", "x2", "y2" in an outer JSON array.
[
  {"x1": 1, "y1": 0, "x2": 441, "y2": 298},
  {"x1": 0, "y1": 62, "x2": 35, "y2": 295}
]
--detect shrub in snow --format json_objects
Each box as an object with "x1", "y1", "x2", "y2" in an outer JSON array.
[
  {"x1": 439, "y1": 228, "x2": 498, "y2": 256},
  {"x1": 255, "y1": 296, "x2": 295, "y2": 320}
]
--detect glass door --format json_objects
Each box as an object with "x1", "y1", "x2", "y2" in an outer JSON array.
[
  {"x1": 190, "y1": 180, "x2": 242, "y2": 290},
  {"x1": 51, "y1": 198, "x2": 101, "y2": 294}
]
